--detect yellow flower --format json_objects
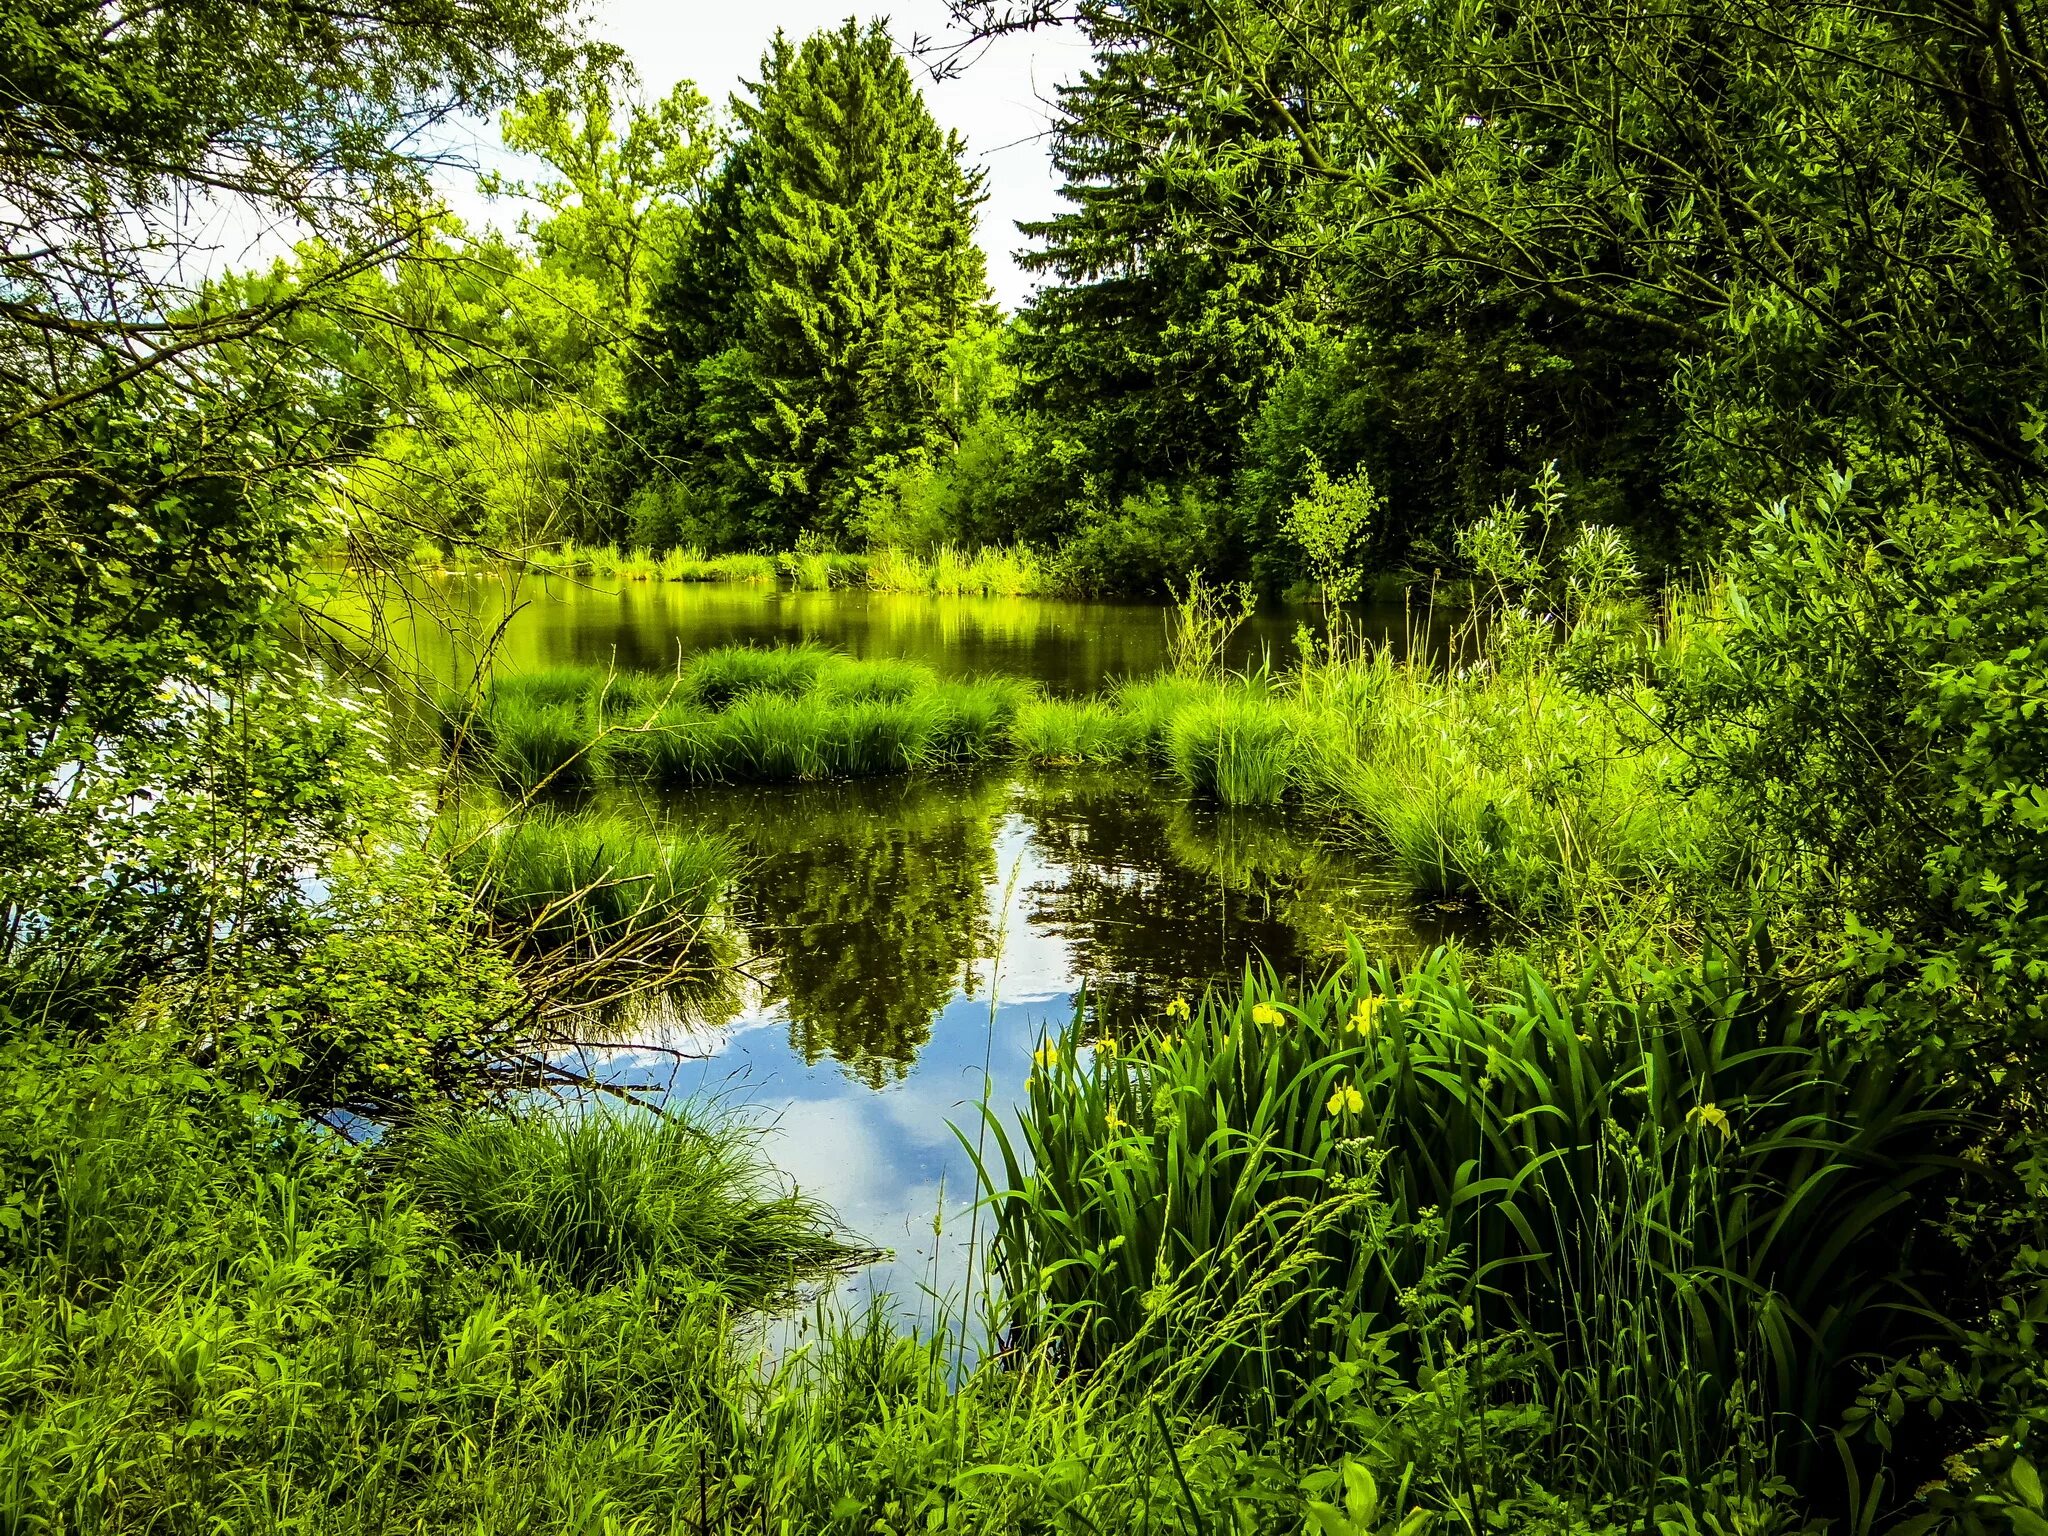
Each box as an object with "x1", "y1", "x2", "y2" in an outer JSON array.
[
  {"x1": 1165, "y1": 996, "x2": 1191, "y2": 1021},
  {"x1": 1092, "y1": 1036, "x2": 1118, "y2": 1057},
  {"x1": 1033, "y1": 1041, "x2": 1059, "y2": 1071},
  {"x1": 1326, "y1": 1082, "x2": 1365, "y2": 1117},
  {"x1": 1251, "y1": 1002, "x2": 1285, "y2": 1027},
  {"x1": 1687, "y1": 1102, "x2": 1733, "y2": 1142},
  {"x1": 1348, "y1": 996, "x2": 1384, "y2": 1036},
  {"x1": 1105, "y1": 1107, "x2": 1128, "y2": 1132}
]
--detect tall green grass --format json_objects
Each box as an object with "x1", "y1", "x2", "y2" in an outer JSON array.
[
  {"x1": 1166, "y1": 694, "x2": 1296, "y2": 807},
  {"x1": 442, "y1": 809, "x2": 735, "y2": 951},
  {"x1": 0, "y1": 1027, "x2": 1414, "y2": 1535},
  {"x1": 679, "y1": 642, "x2": 835, "y2": 707},
  {"x1": 978, "y1": 944, "x2": 1969, "y2": 1494},
  {"x1": 393, "y1": 1108, "x2": 860, "y2": 1299},
  {"x1": 863, "y1": 542, "x2": 1058, "y2": 596},
  {"x1": 439, "y1": 636, "x2": 1704, "y2": 937},
  {"x1": 451, "y1": 649, "x2": 1035, "y2": 789}
]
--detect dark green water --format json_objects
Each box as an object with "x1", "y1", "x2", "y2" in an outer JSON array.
[{"x1": 315, "y1": 571, "x2": 1457, "y2": 1314}]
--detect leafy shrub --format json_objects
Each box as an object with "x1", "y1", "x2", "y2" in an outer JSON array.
[{"x1": 1056, "y1": 486, "x2": 1222, "y2": 597}]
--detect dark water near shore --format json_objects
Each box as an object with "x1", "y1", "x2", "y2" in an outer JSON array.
[{"x1": 314, "y1": 571, "x2": 1461, "y2": 1313}]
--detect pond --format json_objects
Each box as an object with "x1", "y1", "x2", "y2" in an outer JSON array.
[{"x1": 314, "y1": 570, "x2": 1465, "y2": 1317}]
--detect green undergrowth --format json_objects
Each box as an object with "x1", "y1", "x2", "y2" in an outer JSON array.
[{"x1": 0, "y1": 1024, "x2": 1483, "y2": 1535}]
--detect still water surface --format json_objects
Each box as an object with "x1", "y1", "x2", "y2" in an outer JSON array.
[{"x1": 321, "y1": 571, "x2": 1455, "y2": 1313}]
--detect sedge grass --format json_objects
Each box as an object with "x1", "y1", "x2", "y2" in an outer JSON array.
[
  {"x1": 392, "y1": 1107, "x2": 861, "y2": 1298},
  {"x1": 443, "y1": 808, "x2": 735, "y2": 952}
]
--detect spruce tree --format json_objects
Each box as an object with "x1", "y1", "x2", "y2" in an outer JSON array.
[{"x1": 625, "y1": 20, "x2": 989, "y2": 547}]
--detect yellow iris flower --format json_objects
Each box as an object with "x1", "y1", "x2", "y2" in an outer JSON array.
[
  {"x1": 1251, "y1": 1002, "x2": 1285, "y2": 1027},
  {"x1": 1326, "y1": 1082, "x2": 1364, "y2": 1116}
]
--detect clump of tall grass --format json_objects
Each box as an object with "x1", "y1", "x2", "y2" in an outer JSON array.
[
  {"x1": 680, "y1": 642, "x2": 834, "y2": 707},
  {"x1": 863, "y1": 542, "x2": 1059, "y2": 596},
  {"x1": 982, "y1": 942, "x2": 1969, "y2": 1496},
  {"x1": 657, "y1": 546, "x2": 779, "y2": 583},
  {"x1": 811, "y1": 655, "x2": 938, "y2": 704},
  {"x1": 1166, "y1": 694, "x2": 1298, "y2": 807},
  {"x1": 1010, "y1": 698, "x2": 1144, "y2": 765},
  {"x1": 777, "y1": 547, "x2": 864, "y2": 590},
  {"x1": 479, "y1": 691, "x2": 603, "y2": 796},
  {"x1": 393, "y1": 1107, "x2": 860, "y2": 1298},
  {"x1": 442, "y1": 809, "x2": 735, "y2": 952}
]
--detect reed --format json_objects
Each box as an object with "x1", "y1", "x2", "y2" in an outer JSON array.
[
  {"x1": 926, "y1": 675, "x2": 1035, "y2": 762},
  {"x1": 811, "y1": 655, "x2": 939, "y2": 704},
  {"x1": 480, "y1": 691, "x2": 602, "y2": 796}
]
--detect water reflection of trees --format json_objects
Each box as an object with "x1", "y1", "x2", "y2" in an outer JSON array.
[
  {"x1": 679, "y1": 777, "x2": 1003, "y2": 1088},
  {"x1": 1018, "y1": 772, "x2": 1427, "y2": 1031}
]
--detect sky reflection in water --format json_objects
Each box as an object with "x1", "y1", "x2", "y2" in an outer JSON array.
[{"x1": 575, "y1": 773, "x2": 1450, "y2": 1321}]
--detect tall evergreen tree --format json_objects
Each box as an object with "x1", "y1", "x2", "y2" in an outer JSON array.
[{"x1": 624, "y1": 20, "x2": 989, "y2": 547}]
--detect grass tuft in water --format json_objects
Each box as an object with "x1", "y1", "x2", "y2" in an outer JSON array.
[
  {"x1": 1166, "y1": 694, "x2": 1297, "y2": 807},
  {"x1": 444, "y1": 809, "x2": 735, "y2": 951},
  {"x1": 393, "y1": 1108, "x2": 859, "y2": 1300}
]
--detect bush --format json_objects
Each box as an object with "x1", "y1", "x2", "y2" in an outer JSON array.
[{"x1": 1055, "y1": 486, "x2": 1223, "y2": 597}]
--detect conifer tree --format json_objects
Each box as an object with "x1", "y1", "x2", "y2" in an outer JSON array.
[{"x1": 624, "y1": 20, "x2": 989, "y2": 547}]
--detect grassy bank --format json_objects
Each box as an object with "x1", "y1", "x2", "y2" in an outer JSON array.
[{"x1": 1, "y1": 941, "x2": 1963, "y2": 1533}]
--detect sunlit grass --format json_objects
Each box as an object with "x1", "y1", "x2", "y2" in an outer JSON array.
[
  {"x1": 437, "y1": 638, "x2": 1702, "y2": 932},
  {"x1": 393, "y1": 1107, "x2": 860, "y2": 1299},
  {"x1": 863, "y1": 542, "x2": 1057, "y2": 596},
  {"x1": 442, "y1": 808, "x2": 736, "y2": 951}
]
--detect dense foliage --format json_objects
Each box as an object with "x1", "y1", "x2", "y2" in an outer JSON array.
[{"x1": 618, "y1": 20, "x2": 991, "y2": 548}]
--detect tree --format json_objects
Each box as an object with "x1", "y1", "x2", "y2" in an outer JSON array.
[
  {"x1": 952, "y1": 0, "x2": 2048, "y2": 557},
  {"x1": 484, "y1": 64, "x2": 720, "y2": 325},
  {"x1": 625, "y1": 20, "x2": 991, "y2": 548},
  {"x1": 0, "y1": 0, "x2": 589, "y2": 738}
]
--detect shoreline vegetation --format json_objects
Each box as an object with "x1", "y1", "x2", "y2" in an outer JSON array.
[
  {"x1": 402, "y1": 540, "x2": 1106, "y2": 599},
  {"x1": 436, "y1": 619, "x2": 1690, "y2": 935}
]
